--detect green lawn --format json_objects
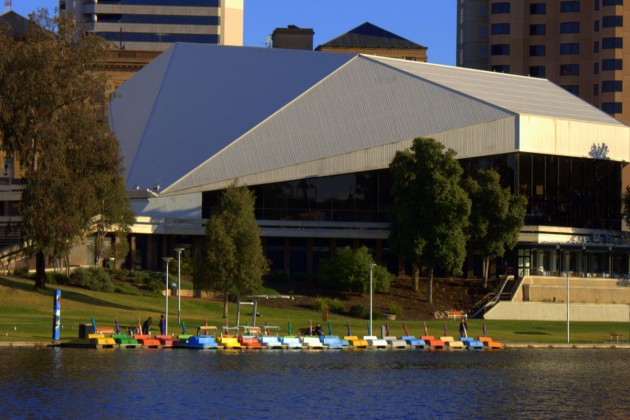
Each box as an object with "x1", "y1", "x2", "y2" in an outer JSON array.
[{"x1": 0, "y1": 276, "x2": 627, "y2": 344}]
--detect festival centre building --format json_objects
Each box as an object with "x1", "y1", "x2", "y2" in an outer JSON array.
[{"x1": 109, "y1": 44, "x2": 630, "y2": 279}]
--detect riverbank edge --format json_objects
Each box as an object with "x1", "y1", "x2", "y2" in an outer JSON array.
[{"x1": 1, "y1": 341, "x2": 630, "y2": 349}]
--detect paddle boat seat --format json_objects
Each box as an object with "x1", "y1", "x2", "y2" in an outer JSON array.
[
  {"x1": 440, "y1": 336, "x2": 466, "y2": 350},
  {"x1": 479, "y1": 337, "x2": 503, "y2": 350},
  {"x1": 363, "y1": 336, "x2": 389, "y2": 349},
  {"x1": 421, "y1": 336, "x2": 445, "y2": 350},
  {"x1": 87, "y1": 333, "x2": 116, "y2": 348},
  {"x1": 344, "y1": 336, "x2": 369, "y2": 348},
  {"x1": 401, "y1": 336, "x2": 426, "y2": 349},
  {"x1": 383, "y1": 336, "x2": 409, "y2": 349},
  {"x1": 217, "y1": 335, "x2": 242, "y2": 350},
  {"x1": 460, "y1": 337, "x2": 484, "y2": 350},
  {"x1": 239, "y1": 334, "x2": 263, "y2": 349},
  {"x1": 111, "y1": 334, "x2": 140, "y2": 348},
  {"x1": 134, "y1": 334, "x2": 161, "y2": 348},
  {"x1": 259, "y1": 336, "x2": 286, "y2": 349},
  {"x1": 155, "y1": 335, "x2": 179, "y2": 347},
  {"x1": 179, "y1": 334, "x2": 220, "y2": 349}
]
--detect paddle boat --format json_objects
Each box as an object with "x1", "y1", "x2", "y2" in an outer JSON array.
[
  {"x1": 421, "y1": 336, "x2": 446, "y2": 350},
  {"x1": 479, "y1": 336, "x2": 503, "y2": 350},
  {"x1": 134, "y1": 334, "x2": 162, "y2": 348},
  {"x1": 363, "y1": 336, "x2": 389, "y2": 349},
  {"x1": 383, "y1": 336, "x2": 409, "y2": 349},
  {"x1": 176, "y1": 326, "x2": 220, "y2": 349},
  {"x1": 343, "y1": 336, "x2": 369, "y2": 349},
  {"x1": 238, "y1": 326, "x2": 263, "y2": 349},
  {"x1": 301, "y1": 335, "x2": 325, "y2": 349},
  {"x1": 155, "y1": 335, "x2": 179, "y2": 348},
  {"x1": 440, "y1": 336, "x2": 466, "y2": 350},
  {"x1": 401, "y1": 336, "x2": 426, "y2": 349},
  {"x1": 320, "y1": 335, "x2": 344, "y2": 349},
  {"x1": 61, "y1": 333, "x2": 117, "y2": 349},
  {"x1": 217, "y1": 327, "x2": 242, "y2": 350},
  {"x1": 279, "y1": 336, "x2": 303, "y2": 349},
  {"x1": 460, "y1": 337, "x2": 484, "y2": 350},
  {"x1": 111, "y1": 334, "x2": 141, "y2": 349}
]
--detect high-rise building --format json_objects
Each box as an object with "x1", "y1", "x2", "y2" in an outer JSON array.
[
  {"x1": 60, "y1": 0, "x2": 243, "y2": 52},
  {"x1": 457, "y1": 0, "x2": 629, "y2": 125}
]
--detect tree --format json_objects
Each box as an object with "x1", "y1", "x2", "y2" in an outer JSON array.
[
  {"x1": 0, "y1": 11, "x2": 132, "y2": 288},
  {"x1": 194, "y1": 184, "x2": 269, "y2": 319},
  {"x1": 389, "y1": 137, "x2": 471, "y2": 304},
  {"x1": 317, "y1": 246, "x2": 392, "y2": 294},
  {"x1": 462, "y1": 169, "x2": 527, "y2": 287}
]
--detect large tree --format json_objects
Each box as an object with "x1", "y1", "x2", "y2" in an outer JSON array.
[
  {"x1": 462, "y1": 169, "x2": 527, "y2": 287},
  {"x1": 389, "y1": 137, "x2": 471, "y2": 304},
  {"x1": 195, "y1": 184, "x2": 269, "y2": 319},
  {"x1": 0, "y1": 11, "x2": 133, "y2": 288}
]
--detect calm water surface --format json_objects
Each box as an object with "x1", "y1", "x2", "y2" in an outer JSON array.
[{"x1": 0, "y1": 348, "x2": 628, "y2": 419}]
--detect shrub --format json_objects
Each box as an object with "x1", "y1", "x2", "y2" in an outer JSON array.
[
  {"x1": 266, "y1": 269, "x2": 289, "y2": 283},
  {"x1": 13, "y1": 267, "x2": 29, "y2": 277},
  {"x1": 388, "y1": 303, "x2": 404, "y2": 316},
  {"x1": 312, "y1": 297, "x2": 344, "y2": 314},
  {"x1": 350, "y1": 304, "x2": 366, "y2": 318},
  {"x1": 71, "y1": 267, "x2": 114, "y2": 292},
  {"x1": 46, "y1": 272, "x2": 69, "y2": 285},
  {"x1": 317, "y1": 246, "x2": 393, "y2": 294}
]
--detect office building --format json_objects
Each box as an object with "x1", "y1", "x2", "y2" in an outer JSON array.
[
  {"x1": 457, "y1": 0, "x2": 629, "y2": 125},
  {"x1": 60, "y1": 0, "x2": 243, "y2": 51},
  {"x1": 109, "y1": 44, "x2": 629, "y2": 279}
]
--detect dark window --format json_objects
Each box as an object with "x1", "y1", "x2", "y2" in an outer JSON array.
[
  {"x1": 560, "y1": 43, "x2": 580, "y2": 54},
  {"x1": 97, "y1": 14, "x2": 220, "y2": 25},
  {"x1": 99, "y1": 32, "x2": 220, "y2": 44},
  {"x1": 491, "y1": 44, "x2": 510, "y2": 55},
  {"x1": 594, "y1": 62, "x2": 600, "y2": 74},
  {"x1": 602, "y1": 59, "x2": 623, "y2": 70},
  {"x1": 99, "y1": 0, "x2": 219, "y2": 4},
  {"x1": 602, "y1": 80, "x2": 623, "y2": 91},
  {"x1": 602, "y1": 102, "x2": 622, "y2": 113},
  {"x1": 491, "y1": 2, "x2": 510, "y2": 13},
  {"x1": 529, "y1": 66, "x2": 546, "y2": 77},
  {"x1": 603, "y1": 16, "x2": 623, "y2": 27},
  {"x1": 603, "y1": 0, "x2": 623, "y2": 5},
  {"x1": 603, "y1": 37, "x2": 623, "y2": 48},
  {"x1": 530, "y1": 3, "x2": 547, "y2": 14},
  {"x1": 529, "y1": 45, "x2": 546, "y2": 56},
  {"x1": 595, "y1": 0, "x2": 600, "y2": 9},
  {"x1": 560, "y1": 22, "x2": 580, "y2": 33},
  {"x1": 561, "y1": 1, "x2": 581, "y2": 12},
  {"x1": 491, "y1": 23, "x2": 511, "y2": 34},
  {"x1": 594, "y1": 83, "x2": 599, "y2": 95},
  {"x1": 560, "y1": 64, "x2": 580, "y2": 75},
  {"x1": 594, "y1": 41, "x2": 600, "y2": 53},
  {"x1": 530, "y1": 24, "x2": 546, "y2": 35},
  {"x1": 563, "y1": 85, "x2": 580, "y2": 95},
  {"x1": 491, "y1": 65, "x2": 510, "y2": 72},
  {"x1": 595, "y1": 20, "x2": 600, "y2": 31}
]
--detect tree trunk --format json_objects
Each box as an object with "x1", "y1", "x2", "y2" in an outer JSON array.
[
  {"x1": 412, "y1": 264, "x2": 419, "y2": 292},
  {"x1": 427, "y1": 267, "x2": 434, "y2": 304},
  {"x1": 482, "y1": 258, "x2": 490, "y2": 288},
  {"x1": 223, "y1": 288, "x2": 229, "y2": 320},
  {"x1": 35, "y1": 250, "x2": 46, "y2": 289}
]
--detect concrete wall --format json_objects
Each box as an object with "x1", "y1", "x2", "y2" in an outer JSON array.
[
  {"x1": 514, "y1": 276, "x2": 630, "y2": 304},
  {"x1": 484, "y1": 301, "x2": 630, "y2": 322}
]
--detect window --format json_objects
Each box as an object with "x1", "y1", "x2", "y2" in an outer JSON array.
[
  {"x1": 491, "y1": 65, "x2": 510, "y2": 73},
  {"x1": 595, "y1": 20, "x2": 600, "y2": 31},
  {"x1": 560, "y1": 22, "x2": 580, "y2": 33},
  {"x1": 594, "y1": 62, "x2": 600, "y2": 74},
  {"x1": 603, "y1": 16, "x2": 623, "y2": 27},
  {"x1": 561, "y1": 1, "x2": 581, "y2": 12},
  {"x1": 594, "y1": 41, "x2": 600, "y2": 53},
  {"x1": 603, "y1": 37, "x2": 623, "y2": 48},
  {"x1": 529, "y1": 45, "x2": 546, "y2": 56},
  {"x1": 491, "y1": 2, "x2": 510, "y2": 13},
  {"x1": 560, "y1": 64, "x2": 580, "y2": 75},
  {"x1": 560, "y1": 43, "x2": 580, "y2": 54},
  {"x1": 491, "y1": 44, "x2": 510, "y2": 55},
  {"x1": 603, "y1": 0, "x2": 623, "y2": 5},
  {"x1": 530, "y1": 24, "x2": 546, "y2": 35},
  {"x1": 529, "y1": 66, "x2": 546, "y2": 77},
  {"x1": 602, "y1": 102, "x2": 622, "y2": 114},
  {"x1": 594, "y1": 83, "x2": 599, "y2": 95},
  {"x1": 563, "y1": 85, "x2": 580, "y2": 95},
  {"x1": 530, "y1": 3, "x2": 547, "y2": 14},
  {"x1": 595, "y1": 0, "x2": 600, "y2": 9},
  {"x1": 491, "y1": 23, "x2": 511, "y2": 34},
  {"x1": 602, "y1": 80, "x2": 623, "y2": 91},
  {"x1": 602, "y1": 59, "x2": 623, "y2": 70}
]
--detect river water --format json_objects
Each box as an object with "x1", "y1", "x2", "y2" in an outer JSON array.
[{"x1": 0, "y1": 347, "x2": 628, "y2": 419}]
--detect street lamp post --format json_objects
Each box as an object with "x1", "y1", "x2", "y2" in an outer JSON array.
[
  {"x1": 174, "y1": 247, "x2": 185, "y2": 324},
  {"x1": 566, "y1": 271, "x2": 570, "y2": 343},
  {"x1": 369, "y1": 263, "x2": 376, "y2": 336},
  {"x1": 162, "y1": 257, "x2": 173, "y2": 335}
]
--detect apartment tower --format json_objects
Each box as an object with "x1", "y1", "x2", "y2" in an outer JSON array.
[
  {"x1": 60, "y1": 0, "x2": 244, "y2": 51},
  {"x1": 457, "y1": 0, "x2": 629, "y2": 125}
]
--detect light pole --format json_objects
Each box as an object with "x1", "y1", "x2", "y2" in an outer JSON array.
[
  {"x1": 174, "y1": 247, "x2": 185, "y2": 324},
  {"x1": 163, "y1": 257, "x2": 173, "y2": 335},
  {"x1": 566, "y1": 271, "x2": 570, "y2": 343},
  {"x1": 369, "y1": 263, "x2": 376, "y2": 336}
]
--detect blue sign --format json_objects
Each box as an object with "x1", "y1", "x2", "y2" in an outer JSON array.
[{"x1": 52, "y1": 290, "x2": 61, "y2": 341}]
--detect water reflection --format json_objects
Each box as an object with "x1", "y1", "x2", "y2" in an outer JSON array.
[{"x1": 0, "y1": 348, "x2": 628, "y2": 418}]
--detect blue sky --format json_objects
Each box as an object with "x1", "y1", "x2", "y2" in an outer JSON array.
[{"x1": 10, "y1": 1, "x2": 456, "y2": 65}]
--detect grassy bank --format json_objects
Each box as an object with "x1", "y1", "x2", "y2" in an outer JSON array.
[{"x1": 0, "y1": 276, "x2": 627, "y2": 344}]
